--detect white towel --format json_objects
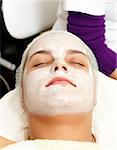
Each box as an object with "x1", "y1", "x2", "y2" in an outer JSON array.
[
  {"x1": 0, "y1": 87, "x2": 29, "y2": 141},
  {"x1": 0, "y1": 139, "x2": 104, "y2": 150}
]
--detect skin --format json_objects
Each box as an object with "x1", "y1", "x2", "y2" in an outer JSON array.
[
  {"x1": 28, "y1": 113, "x2": 93, "y2": 142},
  {"x1": 0, "y1": 137, "x2": 15, "y2": 148},
  {"x1": 110, "y1": 68, "x2": 117, "y2": 80},
  {"x1": 27, "y1": 53, "x2": 94, "y2": 141},
  {"x1": 24, "y1": 32, "x2": 95, "y2": 142}
]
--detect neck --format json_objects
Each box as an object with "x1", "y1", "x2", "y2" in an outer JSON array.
[{"x1": 28, "y1": 112, "x2": 94, "y2": 142}]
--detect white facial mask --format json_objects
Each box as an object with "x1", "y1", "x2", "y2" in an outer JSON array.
[{"x1": 23, "y1": 31, "x2": 96, "y2": 116}]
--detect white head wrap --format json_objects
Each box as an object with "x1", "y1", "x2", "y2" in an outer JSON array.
[{"x1": 15, "y1": 30, "x2": 98, "y2": 88}]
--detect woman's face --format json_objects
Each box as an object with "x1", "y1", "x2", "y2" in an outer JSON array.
[{"x1": 23, "y1": 32, "x2": 96, "y2": 116}]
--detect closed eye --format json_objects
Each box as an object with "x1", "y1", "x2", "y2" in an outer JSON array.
[
  {"x1": 70, "y1": 62, "x2": 85, "y2": 67},
  {"x1": 33, "y1": 62, "x2": 51, "y2": 67},
  {"x1": 65, "y1": 53, "x2": 89, "y2": 69},
  {"x1": 28, "y1": 52, "x2": 54, "y2": 71}
]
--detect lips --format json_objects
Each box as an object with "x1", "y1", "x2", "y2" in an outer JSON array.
[{"x1": 45, "y1": 77, "x2": 76, "y2": 87}]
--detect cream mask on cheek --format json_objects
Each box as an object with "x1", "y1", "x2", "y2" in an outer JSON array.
[{"x1": 23, "y1": 31, "x2": 96, "y2": 116}]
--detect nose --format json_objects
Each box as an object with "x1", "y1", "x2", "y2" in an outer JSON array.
[{"x1": 52, "y1": 63, "x2": 68, "y2": 72}]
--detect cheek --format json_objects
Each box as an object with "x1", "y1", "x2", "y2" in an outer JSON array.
[
  {"x1": 68, "y1": 68, "x2": 93, "y2": 84},
  {"x1": 68, "y1": 68, "x2": 95, "y2": 95},
  {"x1": 23, "y1": 68, "x2": 52, "y2": 92}
]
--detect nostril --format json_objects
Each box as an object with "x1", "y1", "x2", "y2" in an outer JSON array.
[
  {"x1": 54, "y1": 66, "x2": 58, "y2": 71},
  {"x1": 62, "y1": 66, "x2": 67, "y2": 71},
  {"x1": 54, "y1": 65, "x2": 67, "y2": 72}
]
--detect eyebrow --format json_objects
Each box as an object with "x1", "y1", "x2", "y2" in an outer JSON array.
[
  {"x1": 30, "y1": 50, "x2": 52, "y2": 59},
  {"x1": 67, "y1": 49, "x2": 87, "y2": 56},
  {"x1": 31, "y1": 49, "x2": 88, "y2": 59},
  {"x1": 33, "y1": 50, "x2": 52, "y2": 55}
]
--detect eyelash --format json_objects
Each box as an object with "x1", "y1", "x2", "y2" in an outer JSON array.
[
  {"x1": 34, "y1": 62, "x2": 85, "y2": 67},
  {"x1": 70, "y1": 62, "x2": 85, "y2": 67},
  {"x1": 34, "y1": 62, "x2": 47, "y2": 67},
  {"x1": 33, "y1": 62, "x2": 52, "y2": 67}
]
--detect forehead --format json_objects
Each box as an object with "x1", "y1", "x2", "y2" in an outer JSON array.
[{"x1": 29, "y1": 32, "x2": 87, "y2": 57}]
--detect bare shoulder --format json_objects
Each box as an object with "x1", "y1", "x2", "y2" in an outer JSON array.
[{"x1": 0, "y1": 137, "x2": 16, "y2": 148}]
